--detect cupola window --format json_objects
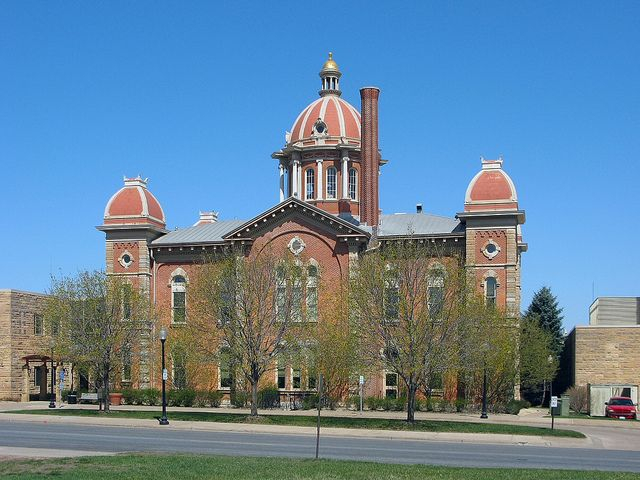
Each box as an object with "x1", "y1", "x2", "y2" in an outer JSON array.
[
  {"x1": 305, "y1": 169, "x2": 315, "y2": 200},
  {"x1": 326, "y1": 167, "x2": 337, "y2": 199},
  {"x1": 348, "y1": 168, "x2": 357, "y2": 200}
]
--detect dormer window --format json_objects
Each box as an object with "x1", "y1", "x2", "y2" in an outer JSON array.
[{"x1": 312, "y1": 118, "x2": 328, "y2": 136}]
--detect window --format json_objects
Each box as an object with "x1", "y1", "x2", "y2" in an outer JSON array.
[
  {"x1": 276, "y1": 266, "x2": 286, "y2": 322},
  {"x1": 326, "y1": 167, "x2": 337, "y2": 199},
  {"x1": 306, "y1": 264, "x2": 318, "y2": 322},
  {"x1": 486, "y1": 277, "x2": 497, "y2": 307},
  {"x1": 172, "y1": 350, "x2": 187, "y2": 389},
  {"x1": 305, "y1": 169, "x2": 315, "y2": 200},
  {"x1": 385, "y1": 372, "x2": 398, "y2": 399},
  {"x1": 122, "y1": 284, "x2": 132, "y2": 320},
  {"x1": 220, "y1": 281, "x2": 235, "y2": 325},
  {"x1": 348, "y1": 168, "x2": 357, "y2": 200},
  {"x1": 277, "y1": 365, "x2": 286, "y2": 389},
  {"x1": 34, "y1": 314, "x2": 43, "y2": 336},
  {"x1": 122, "y1": 345, "x2": 132, "y2": 382},
  {"x1": 384, "y1": 284, "x2": 399, "y2": 322},
  {"x1": 219, "y1": 348, "x2": 233, "y2": 389},
  {"x1": 307, "y1": 371, "x2": 317, "y2": 390},
  {"x1": 428, "y1": 268, "x2": 445, "y2": 317},
  {"x1": 292, "y1": 368, "x2": 302, "y2": 389},
  {"x1": 172, "y1": 275, "x2": 187, "y2": 323}
]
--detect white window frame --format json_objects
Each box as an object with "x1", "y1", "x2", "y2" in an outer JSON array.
[
  {"x1": 326, "y1": 167, "x2": 337, "y2": 199},
  {"x1": 305, "y1": 168, "x2": 315, "y2": 200},
  {"x1": 170, "y1": 268, "x2": 188, "y2": 324},
  {"x1": 348, "y1": 168, "x2": 357, "y2": 200}
]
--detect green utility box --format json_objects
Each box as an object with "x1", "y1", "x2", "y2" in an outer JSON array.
[{"x1": 561, "y1": 394, "x2": 570, "y2": 416}]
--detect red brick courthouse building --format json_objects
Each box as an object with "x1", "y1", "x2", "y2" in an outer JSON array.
[{"x1": 98, "y1": 55, "x2": 527, "y2": 399}]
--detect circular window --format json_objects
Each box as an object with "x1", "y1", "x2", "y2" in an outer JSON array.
[
  {"x1": 122, "y1": 254, "x2": 131, "y2": 264},
  {"x1": 485, "y1": 244, "x2": 496, "y2": 254},
  {"x1": 119, "y1": 251, "x2": 134, "y2": 268},
  {"x1": 482, "y1": 241, "x2": 500, "y2": 260}
]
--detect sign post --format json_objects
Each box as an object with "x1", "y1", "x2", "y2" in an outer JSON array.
[
  {"x1": 550, "y1": 395, "x2": 558, "y2": 431},
  {"x1": 359, "y1": 375, "x2": 364, "y2": 413},
  {"x1": 315, "y1": 374, "x2": 323, "y2": 459}
]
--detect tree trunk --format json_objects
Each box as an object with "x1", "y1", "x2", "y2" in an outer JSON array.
[
  {"x1": 406, "y1": 383, "x2": 417, "y2": 423},
  {"x1": 250, "y1": 378, "x2": 258, "y2": 417},
  {"x1": 103, "y1": 370, "x2": 110, "y2": 413},
  {"x1": 540, "y1": 380, "x2": 547, "y2": 407}
]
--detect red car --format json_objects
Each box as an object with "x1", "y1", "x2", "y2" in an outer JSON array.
[{"x1": 605, "y1": 397, "x2": 637, "y2": 419}]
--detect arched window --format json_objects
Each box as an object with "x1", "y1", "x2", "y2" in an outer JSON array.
[
  {"x1": 348, "y1": 168, "x2": 357, "y2": 200},
  {"x1": 219, "y1": 347, "x2": 233, "y2": 389},
  {"x1": 171, "y1": 347, "x2": 187, "y2": 389},
  {"x1": 275, "y1": 266, "x2": 286, "y2": 322},
  {"x1": 172, "y1": 275, "x2": 187, "y2": 323},
  {"x1": 428, "y1": 264, "x2": 445, "y2": 317},
  {"x1": 486, "y1": 277, "x2": 497, "y2": 307},
  {"x1": 326, "y1": 167, "x2": 337, "y2": 199},
  {"x1": 305, "y1": 169, "x2": 315, "y2": 200},
  {"x1": 306, "y1": 263, "x2": 318, "y2": 322}
]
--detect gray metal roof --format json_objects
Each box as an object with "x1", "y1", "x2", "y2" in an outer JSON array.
[
  {"x1": 377, "y1": 213, "x2": 462, "y2": 237},
  {"x1": 151, "y1": 220, "x2": 245, "y2": 246}
]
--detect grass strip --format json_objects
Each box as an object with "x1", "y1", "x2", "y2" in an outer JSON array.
[
  {"x1": 0, "y1": 453, "x2": 634, "y2": 480},
  {"x1": 6, "y1": 408, "x2": 584, "y2": 438}
]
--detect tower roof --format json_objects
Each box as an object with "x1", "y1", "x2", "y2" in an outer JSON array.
[
  {"x1": 103, "y1": 176, "x2": 166, "y2": 227},
  {"x1": 464, "y1": 157, "x2": 518, "y2": 212}
]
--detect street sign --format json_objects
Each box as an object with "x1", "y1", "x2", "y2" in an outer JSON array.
[
  {"x1": 162, "y1": 368, "x2": 168, "y2": 381},
  {"x1": 359, "y1": 375, "x2": 364, "y2": 385},
  {"x1": 550, "y1": 396, "x2": 558, "y2": 408}
]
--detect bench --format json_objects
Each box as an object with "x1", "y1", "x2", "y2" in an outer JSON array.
[{"x1": 79, "y1": 392, "x2": 101, "y2": 404}]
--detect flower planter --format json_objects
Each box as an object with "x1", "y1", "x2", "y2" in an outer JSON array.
[{"x1": 109, "y1": 393, "x2": 123, "y2": 406}]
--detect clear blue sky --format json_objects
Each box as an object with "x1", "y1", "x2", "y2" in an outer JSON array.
[{"x1": 2, "y1": 1, "x2": 638, "y2": 330}]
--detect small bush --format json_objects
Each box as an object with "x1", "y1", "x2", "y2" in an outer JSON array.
[
  {"x1": 365, "y1": 396, "x2": 383, "y2": 411},
  {"x1": 566, "y1": 385, "x2": 589, "y2": 414},
  {"x1": 168, "y1": 388, "x2": 196, "y2": 407},
  {"x1": 141, "y1": 388, "x2": 160, "y2": 406},
  {"x1": 302, "y1": 394, "x2": 319, "y2": 410},
  {"x1": 392, "y1": 397, "x2": 406, "y2": 411},
  {"x1": 193, "y1": 390, "x2": 223, "y2": 408},
  {"x1": 230, "y1": 390, "x2": 248, "y2": 408},
  {"x1": 258, "y1": 385, "x2": 280, "y2": 409},
  {"x1": 347, "y1": 395, "x2": 362, "y2": 410},
  {"x1": 505, "y1": 399, "x2": 531, "y2": 415},
  {"x1": 122, "y1": 388, "x2": 139, "y2": 405},
  {"x1": 455, "y1": 398, "x2": 467, "y2": 413}
]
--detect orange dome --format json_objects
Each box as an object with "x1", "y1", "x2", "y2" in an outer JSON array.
[
  {"x1": 464, "y1": 158, "x2": 518, "y2": 212},
  {"x1": 104, "y1": 177, "x2": 166, "y2": 227},
  {"x1": 288, "y1": 95, "x2": 361, "y2": 145}
]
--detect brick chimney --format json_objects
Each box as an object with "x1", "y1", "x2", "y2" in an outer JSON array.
[{"x1": 359, "y1": 87, "x2": 380, "y2": 227}]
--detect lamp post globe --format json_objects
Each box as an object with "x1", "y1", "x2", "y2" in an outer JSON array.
[{"x1": 159, "y1": 326, "x2": 169, "y2": 425}]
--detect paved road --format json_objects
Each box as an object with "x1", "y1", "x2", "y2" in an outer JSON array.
[{"x1": 2, "y1": 419, "x2": 640, "y2": 472}]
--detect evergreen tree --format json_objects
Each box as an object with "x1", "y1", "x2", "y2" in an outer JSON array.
[{"x1": 524, "y1": 286, "x2": 564, "y2": 354}]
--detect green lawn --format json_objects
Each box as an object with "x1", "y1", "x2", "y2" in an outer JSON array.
[
  {"x1": 0, "y1": 454, "x2": 636, "y2": 480},
  {"x1": 7, "y1": 408, "x2": 584, "y2": 438}
]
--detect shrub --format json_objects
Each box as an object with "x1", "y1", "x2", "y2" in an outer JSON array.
[
  {"x1": 302, "y1": 394, "x2": 319, "y2": 410},
  {"x1": 193, "y1": 390, "x2": 223, "y2": 408},
  {"x1": 566, "y1": 385, "x2": 589, "y2": 414},
  {"x1": 258, "y1": 385, "x2": 280, "y2": 409},
  {"x1": 122, "y1": 388, "x2": 140, "y2": 405},
  {"x1": 141, "y1": 388, "x2": 160, "y2": 406},
  {"x1": 455, "y1": 398, "x2": 467, "y2": 413},
  {"x1": 392, "y1": 397, "x2": 406, "y2": 411},
  {"x1": 346, "y1": 395, "x2": 362, "y2": 410},
  {"x1": 365, "y1": 396, "x2": 383, "y2": 411},
  {"x1": 504, "y1": 399, "x2": 531, "y2": 415},
  {"x1": 168, "y1": 388, "x2": 196, "y2": 407},
  {"x1": 230, "y1": 390, "x2": 248, "y2": 408}
]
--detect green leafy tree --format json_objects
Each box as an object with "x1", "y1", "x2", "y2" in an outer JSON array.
[
  {"x1": 189, "y1": 250, "x2": 306, "y2": 417},
  {"x1": 524, "y1": 286, "x2": 564, "y2": 354},
  {"x1": 519, "y1": 316, "x2": 558, "y2": 405},
  {"x1": 45, "y1": 271, "x2": 151, "y2": 412}
]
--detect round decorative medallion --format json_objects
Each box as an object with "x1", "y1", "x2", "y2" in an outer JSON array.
[{"x1": 288, "y1": 236, "x2": 306, "y2": 256}]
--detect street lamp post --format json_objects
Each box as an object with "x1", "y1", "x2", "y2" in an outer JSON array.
[
  {"x1": 480, "y1": 342, "x2": 488, "y2": 419},
  {"x1": 548, "y1": 354, "x2": 554, "y2": 430},
  {"x1": 48, "y1": 339, "x2": 56, "y2": 409},
  {"x1": 159, "y1": 326, "x2": 169, "y2": 425}
]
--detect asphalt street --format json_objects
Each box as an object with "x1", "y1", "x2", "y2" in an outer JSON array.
[{"x1": 2, "y1": 419, "x2": 640, "y2": 472}]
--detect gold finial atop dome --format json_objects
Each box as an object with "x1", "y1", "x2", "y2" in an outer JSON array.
[
  {"x1": 321, "y1": 52, "x2": 340, "y2": 73},
  {"x1": 319, "y1": 52, "x2": 342, "y2": 97}
]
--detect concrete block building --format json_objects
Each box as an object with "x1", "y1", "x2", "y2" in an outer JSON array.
[{"x1": 98, "y1": 54, "x2": 527, "y2": 398}]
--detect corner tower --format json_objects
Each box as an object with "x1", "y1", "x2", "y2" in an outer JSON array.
[
  {"x1": 97, "y1": 176, "x2": 167, "y2": 293},
  {"x1": 272, "y1": 54, "x2": 384, "y2": 222},
  {"x1": 458, "y1": 158, "x2": 527, "y2": 315}
]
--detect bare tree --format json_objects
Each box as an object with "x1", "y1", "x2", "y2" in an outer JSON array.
[
  {"x1": 190, "y1": 250, "x2": 305, "y2": 416},
  {"x1": 350, "y1": 241, "x2": 470, "y2": 422},
  {"x1": 45, "y1": 271, "x2": 150, "y2": 412}
]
